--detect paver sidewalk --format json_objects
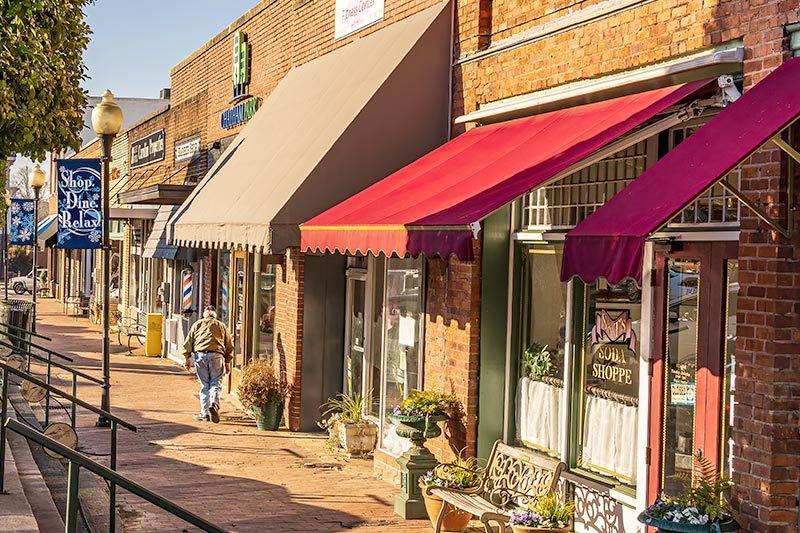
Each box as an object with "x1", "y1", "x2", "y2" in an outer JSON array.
[{"x1": 32, "y1": 298, "x2": 438, "y2": 532}]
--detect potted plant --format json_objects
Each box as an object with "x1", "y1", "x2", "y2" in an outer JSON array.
[
  {"x1": 508, "y1": 492, "x2": 575, "y2": 533},
  {"x1": 388, "y1": 389, "x2": 459, "y2": 441},
  {"x1": 522, "y1": 343, "x2": 554, "y2": 381},
  {"x1": 237, "y1": 359, "x2": 291, "y2": 431},
  {"x1": 419, "y1": 454, "x2": 482, "y2": 532},
  {"x1": 319, "y1": 392, "x2": 377, "y2": 456},
  {"x1": 638, "y1": 453, "x2": 739, "y2": 532}
]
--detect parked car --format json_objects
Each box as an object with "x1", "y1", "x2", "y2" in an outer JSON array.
[{"x1": 10, "y1": 268, "x2": 48, "y2": 295}]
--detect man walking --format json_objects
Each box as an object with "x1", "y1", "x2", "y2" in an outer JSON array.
[{"x1": 183, "y1": 305, "x2": 234, "y2": 423}]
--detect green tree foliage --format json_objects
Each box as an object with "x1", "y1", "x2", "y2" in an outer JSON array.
[{"x1": 0, "y1": 0, "x2": 92, "y2": 161}]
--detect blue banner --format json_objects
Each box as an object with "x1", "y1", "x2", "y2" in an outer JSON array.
[
  {"x1": 56, "y1": 158, "x2": 102, "y2": 249},
  {"x1": 8, "y1": 198, "x2": 35, "y2": 245}
]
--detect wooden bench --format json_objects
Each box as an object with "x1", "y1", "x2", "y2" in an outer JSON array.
[
  {"x1": 426, "y1": 440, "x2": 566, "y2": 533},
  {"x1": 115, "y1": 314, "x2": 146, "y2": 352}
]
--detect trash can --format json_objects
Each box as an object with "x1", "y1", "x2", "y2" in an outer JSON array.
[
  {"x1": 0, "y1": 299, "x2": 34, "y2": 350},
  {"x1": 145, "y1": 313, "x2": 163, "y2": 357}
]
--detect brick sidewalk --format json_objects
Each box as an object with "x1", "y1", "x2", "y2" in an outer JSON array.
[{"x1": 32, "y1": 298, "x2": 439, "y2": 532}]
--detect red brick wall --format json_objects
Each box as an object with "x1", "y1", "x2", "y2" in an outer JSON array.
[
  {"x1": 422, "y1": 243, "x2": 482, "y2": 462},
  {"x1": 274, "y1": 247, "x2": 304, "y2": 431}
]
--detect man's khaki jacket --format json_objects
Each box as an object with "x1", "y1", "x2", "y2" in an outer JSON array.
[{"x1": 183, "y1": 316, "x2": 234, "y2": 363}]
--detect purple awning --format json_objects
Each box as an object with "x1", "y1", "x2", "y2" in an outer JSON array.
[{"x1": 562, "y1": 57, "x2": 800, "y2": 285}]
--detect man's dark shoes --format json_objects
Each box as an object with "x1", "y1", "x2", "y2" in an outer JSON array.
[
  {"x1": 209, "y1": 402, "x2": 220, "y2": 423},
  {"x1": 193, "y1": 413, "x2": 210, "y2": 422}
]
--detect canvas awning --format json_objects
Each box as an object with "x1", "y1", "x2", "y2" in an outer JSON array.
[
  {"x1": 301, "y1": 80, "x2": 712, "y2": 260},
  {"x1": 171, "y1": 1, "x2": 452, "y2": 252},
  {"x1": 143, "y1": 206, "x2": 179, "y2": 259},
  {"x1": 37, "y1": 214, "x2": 57, "y2": 246},
  {"x1": 561, "y1": 57, "x2": 800, "y2": 285}
]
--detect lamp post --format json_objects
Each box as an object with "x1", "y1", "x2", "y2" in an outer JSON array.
[
  {"x1": 29, "y1": 164, "x2": 46, "y2": 331},
  {"x1": 91, "y1": 90, "x2": 123, "y2": 426},
  {"x1": 4, "y1": 193, "x2": 11, "y2": 299}
]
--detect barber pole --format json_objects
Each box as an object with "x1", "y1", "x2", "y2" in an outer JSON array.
[{"x1": 181, "y1": 268, "x2": 193, "y2": 312}]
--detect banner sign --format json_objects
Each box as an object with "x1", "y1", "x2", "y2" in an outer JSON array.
[
  {"x1": 130, "y1": 129, "x2": 165, "y2": 169},
  {"x1": 56, "y1": 158, "x2": 102, "y2": 249},
  {"x1": 8, "y1": 198, "x2": 35, "y2": 245},
  {"x1": 335, "y1": 0, "x2": 384, "y2": 40},
  {"x1": 220, "y1": 97, "x2": 260, "y2": 129}
]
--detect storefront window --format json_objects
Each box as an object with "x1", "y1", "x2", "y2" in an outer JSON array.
[
  {"x1": 517, "y1": 246, "x2": 566, "y2": 457},
  {"x1": 578, "y1": 279, "x2": 641, "y2": 486},
  {"x1": 256, "y1": 263, "x2": 276, "y2": 360},
  {"x1": 379, "y1": 257, "x2": 423, "y2": 455},
  {"x1": 661, "y1": 258, "x2": 700, "y2": 495},
  {"x1": 129, "y1": 254, "x2": 141, "y2": 309},
  {"x1": 233, "y1": 255, "x2": 245, "y2": 368},
  {"x1": 217, "y1": 251, "x2": 231, "y2": 325},
  {"x1": 721, "y1": 260, "x2": 738, "y2": 481},
  {"x1": 368, "y1": 259, "x2": 385, "y2": 418}
]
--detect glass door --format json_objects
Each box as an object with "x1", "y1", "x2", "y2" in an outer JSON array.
[
  {"x1": 344, "y1": 268, "x2": 369, "y2": 400},
  {"x1": 649, "y1": 242, "x2": 738, "y2": 500}
]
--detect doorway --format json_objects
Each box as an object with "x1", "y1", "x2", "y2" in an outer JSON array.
[{"x1": 648, "y1": 241, "x2": 738, "y2": 500}]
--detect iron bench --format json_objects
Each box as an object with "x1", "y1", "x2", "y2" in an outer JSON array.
[
  {"x1": 426, "y1": 440, "x2": 566, "y2": 533},
  {"x1": 116, "y1": 314, "x2": 146, "y2": 352}
]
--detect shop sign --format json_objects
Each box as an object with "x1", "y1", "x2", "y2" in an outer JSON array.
[
  {"x1": 220, "y1": 97, "x2": 261, "y2": 129},
  {"x1": 8, "y1": 198, "x2": 35, "y2": 245},
  {"x1": 55, "y1": 158, "x2": 102, "y2": 249},
  {"x1": 231, "y1": 31, "x2": 251, "y2": 99},
  {"x1": 586, "y1": 309, "x2": 639, "y2": 398},
  {"x1": 130, "y1": 129, "x2": 165, "y2": 169},
  {"x1": 175, "y1": 136, "x2": 202, "y2": 163},
  {"x1": 334, "y1": 0, "x2": 384, "y2": 40}
]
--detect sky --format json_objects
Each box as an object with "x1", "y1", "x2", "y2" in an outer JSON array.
[{"x1": 10, "y1": 0, "x2": 259, "y2": 180}]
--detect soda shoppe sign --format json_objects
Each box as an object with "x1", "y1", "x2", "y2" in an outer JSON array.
[
  {"x1": 131, "y1": 129, "x2": 165, "y2": 169},
  {"x1": 586, "y1": 309, "x2": 639, "y2": 397},
  {"x1": 56, "y1": 159, "x2": 102, "y2": 249}
]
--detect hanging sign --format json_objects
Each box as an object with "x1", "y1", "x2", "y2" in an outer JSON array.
[
  {"x1": 586, "y1": 309, "x2": 639, "y2": 398},
  {"x1": 335, "y1": 0, "x2": 384, "y2": 39},
  {"x1": 130, "y1": 129, "x2": 165, "y2": 169},
  {"x1": 56, "y1": 159, "x2": 102, "y2": 249},
  {"x1": 8, "y1": 198, "x2": 35, "y2": 245}
]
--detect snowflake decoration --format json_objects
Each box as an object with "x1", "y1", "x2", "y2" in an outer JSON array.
[
  {"x1": 18, "y1": 229, "x2": 31, "y2": 241},
  {"x1": 11, "y1": 216, "x2": 21, "y2": 226},
  {"x1": 22, "y1": 202, "x2": 33, "y2": 212},
  {"x1": 92, "y1": 193, "x2": 100, "y2": 201},
  {"x1": 10, "y1": 204, "x2": 19, "y2": 214},
  {"x1": 88, "y1": 231, "x2": 101, "y2": 243}
]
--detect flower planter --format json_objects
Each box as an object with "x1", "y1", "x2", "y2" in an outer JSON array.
[
  {"x1": 337, "y1": 422, "x2": 377, "y2": 455},
  {"x1": 510, "y1": 526, "x2": 570, "y2": 533},
  {"x1": 387, "y1": 412, "x2": 447, "y2": 442},
  {"x1": 252, "y1": 401, "x2": 283, "y2": 431},
  {"x1": 638, "y1": 512, "x2": 740, "y2": 532},
  {"x1": 420, "y1": 491, "x2": 472, "y2": 532}
]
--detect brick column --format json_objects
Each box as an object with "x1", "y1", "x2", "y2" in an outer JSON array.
[
  {"x1": 274, "y1": 247, "x2": 304, "y2": 431},
  {"x1": 731, "y1": 43, "x2": 800, "y2": 532},
  {"x1": 423, "y1": 242, "x2": 482, "y2": 461}
]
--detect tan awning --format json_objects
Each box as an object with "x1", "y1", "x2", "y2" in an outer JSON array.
[{"x1": 171, "y1": 1, "x2": 451, "y2": 252}]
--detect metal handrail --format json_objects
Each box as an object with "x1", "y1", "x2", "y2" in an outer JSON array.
[
  {"x1": 0, "y1": 363, "x2": 137, "y2": 532},
  {"x1": 0, "y1": 336, "x2": 102, "y2": 427},
  {"x1": 0, "y1": 321, "x2": 52, "y2": 341},
  {"x1": 5, "y1": 418, "x2": 227, "y2": 533},
  {"x1": 1, "y1": 327, "x2": 73, "y2": 362}
]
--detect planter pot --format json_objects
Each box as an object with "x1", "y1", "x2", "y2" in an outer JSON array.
[
  {"x1": 387, "y1": 412, "x2": 447, "y2": 441},
  {"x1": 252, "y1": 402, "x2": 283, "y2": 431},
  {"x1": 421, "y1": 491, "x2": 472, "y2": 532},
  {"x1": 510, "y1": 527, "x2": 569, "y2": 533},
  {"x1": 337, "y1": 422, "x2": 377, "y2": 455},
  {"x1": 511, "y1": 525, "x2": 569, "y2": 533},
  {"x1": 638, "y1": 512, "x2": 740, "y2": 532}
]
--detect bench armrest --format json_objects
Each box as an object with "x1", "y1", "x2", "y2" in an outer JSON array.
[{"x1": 425, "y1": 484, "x2": 483, "y2": 497}]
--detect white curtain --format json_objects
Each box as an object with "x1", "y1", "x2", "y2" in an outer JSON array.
[
  {"x1": 581, "y1": 395, "x2": 637, "y2": 482},
  {"x1": 516, "y1": 377, "x2": 562, "y2": 455}
]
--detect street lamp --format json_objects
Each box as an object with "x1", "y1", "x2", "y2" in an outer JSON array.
[
  {"x1": 91, "y1": 90, "x2": 123, "y2": 426},
  {"x1": 4, "y1": 192, "x2": 11, "y2": 298},
  {"x1": 29, "y1": 164, "x2": 46, "y2": 331}
]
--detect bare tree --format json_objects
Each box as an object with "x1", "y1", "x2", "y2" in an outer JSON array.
[{"x1": 8, "y1": 164, "x2": 49, "y2": 200}]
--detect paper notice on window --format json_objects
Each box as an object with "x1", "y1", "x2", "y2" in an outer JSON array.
[{"x1": 399, "y1": 315, "x2": 416, "y2": 347}]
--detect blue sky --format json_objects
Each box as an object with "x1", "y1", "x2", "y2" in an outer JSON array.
[{"x1": 83, "y1": 0, "x2": 259, "y2": 97}]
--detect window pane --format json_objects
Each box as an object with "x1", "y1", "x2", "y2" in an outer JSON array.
[
  {"x1": 346, "y1": 278, "x2": 366, "y2": 398},
  {"x1": 580, "y1": 279, "x2": 641, "y2": 486},
  {"x1": 256, "y1": 263, "x2": 276, "y2": 361},
  {"x1": 380, "y1": 257, "x2": 423, "y2": 455},
  {"x1": 517, "y1": 247, "x2": 566, "y2": 457},
  {"x1": 722, "y1": 260, "x2": 738, "y2": 481},
  {"x1": 233, "y1": 257, "x2": 245, "y2": 367},
  {"x1": 217, "y1": 251, "x2": 231, "y2": 325},
  {"x1": 662, "y1": 258, "x2": 701, "y2": 496}
]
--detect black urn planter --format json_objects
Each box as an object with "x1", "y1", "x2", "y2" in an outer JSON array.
[{"x1": 638, "y1": 512, "x2": 739, "y2": 533}]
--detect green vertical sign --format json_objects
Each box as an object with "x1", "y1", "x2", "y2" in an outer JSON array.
[{"x1": 232, "y1": 31, "x2": 250, "y2": 98}]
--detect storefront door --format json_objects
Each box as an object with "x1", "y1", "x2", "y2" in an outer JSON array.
[
  {"x1": 344, "y1": 268, "x2": 369, "y2": 399},
  {"x1": 648, "y1": 241, "x2": 738, "y2": 501},
  {"x1": 228, "y1": 250, "x2": 249, "y2": 392}
]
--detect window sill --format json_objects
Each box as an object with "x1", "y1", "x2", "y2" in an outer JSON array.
[{"x1": 563, "y1": 468, "x2": 636, "y2": 506}]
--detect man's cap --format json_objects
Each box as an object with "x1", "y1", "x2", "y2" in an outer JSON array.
[{"x1": 204, "y1": 305, "x2": 216, "y2": 312}]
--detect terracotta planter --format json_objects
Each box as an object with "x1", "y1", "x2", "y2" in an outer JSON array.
[
  {"x1": 421, "y1": 491, "x2": 472, "y2": 532},
  {"x1": 337, "y1": 422, "x2": 377, "y2": 455},
  {"x1": 510, "y1": 526, "x2": 569, "y2": 533}
]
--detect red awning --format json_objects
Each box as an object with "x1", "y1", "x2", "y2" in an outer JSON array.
[
  {"x1": 301, "y1": 80, "x2": 711, "y2": 260},
  {"x1": 561, "y1": 57, "x2": 800, "y2": 285}
]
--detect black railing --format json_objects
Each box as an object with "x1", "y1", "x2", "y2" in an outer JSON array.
[
  {"x1": 5, "y1": 418, "x2": 227, "y2": 533},
  {"x1": 0, "y1": 320, "x2": 52, "y2": 342},
  {"x1": 0, "y1": 363, "x2": 136, "y2": 532}
]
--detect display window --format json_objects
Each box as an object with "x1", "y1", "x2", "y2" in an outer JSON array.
[
  {"x1": 255, "y1": 262, "x2": 276, "y2": 360},
  {"x1": 217, "y1": 250, "x2": 231, "y2": 325}
]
